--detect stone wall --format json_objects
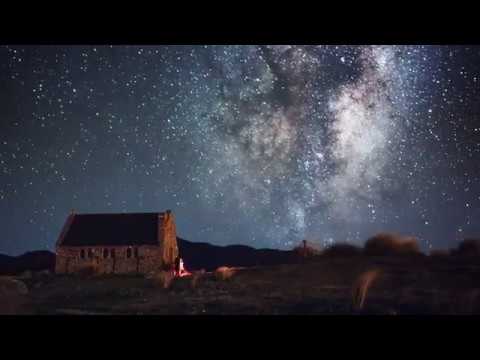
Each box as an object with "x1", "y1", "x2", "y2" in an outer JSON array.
[
  {"x1": 160, "y1": 211, "x2": 179, "y2": 267},
  {"x1": 55, "y1": 210, "x2": 180, "y2": 275},
  {"x1": 55, "y1": 245, "x2": 167, "y2": 275}
]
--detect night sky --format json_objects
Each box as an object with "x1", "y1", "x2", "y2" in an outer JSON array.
[{"x1": 1, "y1": 45, "x2": 479, "y2": 255}]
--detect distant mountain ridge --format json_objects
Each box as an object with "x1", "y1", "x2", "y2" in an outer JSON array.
[
  {"x1": 178, "y1": 238, "x2": 300, "y2": 271},
  {"x1": 0, "y1": 238, "x2": 301, "y2": 275},
  {"x1": 0, "y1": 250, "x2": 56, "y2": 275}
]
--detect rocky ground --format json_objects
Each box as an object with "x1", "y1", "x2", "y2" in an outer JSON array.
[{"x1": 2, "y1": 255, "x2": 480, "y2": 315}]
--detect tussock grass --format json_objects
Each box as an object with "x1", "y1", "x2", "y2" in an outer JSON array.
[
  {"x1": 151, "y1": 271, "x2": 175, "y2": 289},
  {"x1": 351, "y1": 269, "x2": 382, "y2": 311},
  {"x1": 214, "y1": 267, "x2": 236, "y2": 281},
  {"x1": 429, "y1": 249, "x2": 450, "y2": 258},
  {"x1": 452, "y1": 239, "x2": 480, "y2": 257},
  {"x1": 191, "y1": 269, "x2": 206, "y2": 289}
]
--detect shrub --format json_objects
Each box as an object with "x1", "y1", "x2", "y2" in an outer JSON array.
[
  {"x1": 322, "y1": 243, "x2": 362, "y2": 257},
  {"x1": 364, "y1": 232, "x2": 421, "y2": 256},
  {"x1": 351, "y1": 269, "x2": 382, "y2": 311},
  {"x1": 453, "y1": 239, "x2": 480, "y2": 257},
  {"x1": 214, "y1": 266, "x2": 236, "y2": 281},
  {"x1": 151, "y1": 271, "x2": 175, "y2": 289}
]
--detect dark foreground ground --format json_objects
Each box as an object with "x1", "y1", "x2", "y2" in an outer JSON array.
[{"x1": 2, "y1": 255, "x2": 480, "y2": 315}]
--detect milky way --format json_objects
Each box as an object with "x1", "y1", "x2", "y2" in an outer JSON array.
[{"x1": 1, "y1": 45, "x2": 479, "y2": 254}]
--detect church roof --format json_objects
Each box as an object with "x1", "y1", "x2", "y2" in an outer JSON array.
[{"x1": 57, "y1": 212, "x2": 167, "y2": 247}]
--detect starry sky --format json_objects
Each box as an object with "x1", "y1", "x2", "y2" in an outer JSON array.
[{"x1": 1, "y1": 45, "x2": 479, "y2": 255}]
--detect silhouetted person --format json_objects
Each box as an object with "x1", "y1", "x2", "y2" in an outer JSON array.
[
  {"x1": 174, "y1": 256, "x2": 181, "y2": 275},
  {"x1": 174, "y1": 256, "x2": 190, "y2": 277}
]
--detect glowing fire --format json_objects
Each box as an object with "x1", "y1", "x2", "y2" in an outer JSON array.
[{"x1": 174, "y1": 258, "x2": 191, "y2": 277}]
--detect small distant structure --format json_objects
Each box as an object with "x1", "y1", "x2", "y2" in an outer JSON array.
[
  {"x1": 293, "y1": 240, "x2": 320, "y2": 258},
  {"x1": 55, "y1": 210, "x2": 179, "y2": 275}
]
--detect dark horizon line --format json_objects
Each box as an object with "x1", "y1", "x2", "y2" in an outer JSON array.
[{"x1": 1, "y1": 234, "x2": 474, "y2": 258}]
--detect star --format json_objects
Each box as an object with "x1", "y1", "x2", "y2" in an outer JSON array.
[{"x1": 0, "y1": 44, "x2": 479, "y2": 255}]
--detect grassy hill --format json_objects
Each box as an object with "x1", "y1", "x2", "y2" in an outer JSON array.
[
  {"x1": 3, "y1": 236, "x2": 480, "y2": 315},
  {"x1": 4, "y1": 254, "x2": 480, "y2": 315}
]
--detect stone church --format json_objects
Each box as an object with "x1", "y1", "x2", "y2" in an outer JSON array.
[{"x1": 55, "y1": 210, "x2": 179, "y2": 275}]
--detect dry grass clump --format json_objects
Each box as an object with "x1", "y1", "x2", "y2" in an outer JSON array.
[
  {"x1": 364, "y1": 232, "x2": 421, "y2": 256},
  {"x1": 452, "y1": 239, "x2": 480, "y2": 257},
  {"x1": 191, "y1": 269, "x2": 206, "y2": 289},
  {"x1": 151, "y1": 271, "x2": 175, "y2": 289},
  {"x1": 322, "y1": 243, "x2": 362, "y2": 257},
  {"x1": 351, "y1": 269, "x2": 382, "y2": 311},
  {"x1": 19, "y1": 270, "x2": 33, "y2": 279},
  {"x1": 0, "y1": 276, "x2": 28, "y2": 295},
  {"x1": 459, "y1": 289, "x2": 480, "y2": 314},
  {"x1": 0, "y1": 277, "x2": 29, "y2": 315},
  {"x1": 214, "y1": 266, "x2": 236, "y2": 281},
  {"x1": 429, "y1": 249, "x2": 450, "y2": 258}
]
